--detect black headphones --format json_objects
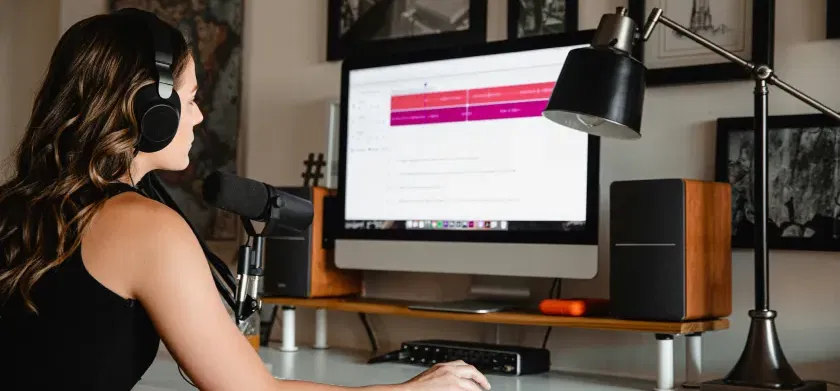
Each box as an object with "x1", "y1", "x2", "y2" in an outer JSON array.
[{"x1": 114, "y1": 8, "x2": 181, "y2": 154}]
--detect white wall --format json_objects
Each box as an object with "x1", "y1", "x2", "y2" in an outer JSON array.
[{"x1": 24, "y1": 0, "x2": 840, "y2": 385}]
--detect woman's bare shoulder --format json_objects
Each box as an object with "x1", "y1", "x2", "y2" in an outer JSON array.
[
  {"x1": 92, "y1": 191, "x2": 188, "y2": 236},
  {"x1": 81, "y1": 190, "x2": 197, "y2": 299}
]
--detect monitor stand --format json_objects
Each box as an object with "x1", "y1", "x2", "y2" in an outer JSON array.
[{"x1": 407, "y1": 277, "x2": 532, "y2": 314}]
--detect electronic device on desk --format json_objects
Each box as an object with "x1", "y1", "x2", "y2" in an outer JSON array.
[
  {"x1": 262, "y1": 153, "x2": 363, "y2": 298},
  {"x1": 334, "y1": 31, "x2": 602, "y2": 312},
  {"x1": 368, "y1": 340, "x2": 551, "y2": 376},
  {"x1": 609, "y1": 179, "x2": 732, "y2": 322},
  {"x1": 539, "y1": 298, "x2": 610, "y2": 317}
]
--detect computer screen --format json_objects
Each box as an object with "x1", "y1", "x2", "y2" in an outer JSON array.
[{"x1": 337, "y1": 32, "x2": 599, "y2": 246}]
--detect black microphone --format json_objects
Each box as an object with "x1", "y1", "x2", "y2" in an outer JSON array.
[{"x1": 201, "y1": 170, "x2": 314, "y2": 232}]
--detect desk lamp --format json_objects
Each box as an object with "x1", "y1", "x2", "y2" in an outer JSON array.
[{"x1": 542, "y1": 7, "x2": 840, "y2": 391}]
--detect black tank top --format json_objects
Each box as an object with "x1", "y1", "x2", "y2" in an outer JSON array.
[{"x1": 0, "y1": 183, "x2": 161, "y2": 390}]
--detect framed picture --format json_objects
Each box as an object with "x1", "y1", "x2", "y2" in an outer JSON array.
[
  {"x1": 627, "y1": 0, "x2": 774, "y2": 86},
  {"x1": 827, "y1": 0, "x2": 840, "y2": 39},
  {"x1": 327, "y1": 0, "x2": 487, "y2": 62},
  {"x1": 507, "y1": 0, "x2": 578, "y2": 39},
  {"x1": 109, "y1": 0, "x2": 244, "y2": 241},
  {"x1": 714, "y1": 114, "x2": 840, "y2": 252}
]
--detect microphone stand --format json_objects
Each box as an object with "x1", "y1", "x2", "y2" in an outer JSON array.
[
  {"x1": 233, "y1": 216, "x2": 264, "y2": 325},
  {"x1": 232, "y1": 188, "x2": 312, "y2": 325}
]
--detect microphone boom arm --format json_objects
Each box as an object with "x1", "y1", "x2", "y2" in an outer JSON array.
[
  {"x1": 233, "y1": 191, "x2": 312, "y2": 324},
  {"x1": 233, "y1": 216, "x2": 265, "y2": 324}
]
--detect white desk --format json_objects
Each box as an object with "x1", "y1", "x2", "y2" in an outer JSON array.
[{"x1": 135, "y1": 344, "x2": 658, "y2": 391}]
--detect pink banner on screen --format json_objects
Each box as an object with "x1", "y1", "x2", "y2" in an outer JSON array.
[
  {"x1": 390, "y1": 106, "x2": 468, "y2": 126},
  {"x1": 391, "y1": 90, "x2": 468, "y2": 110},
  {"x1": 469, "y1": 100, "x2": 548, "y2": 121},
  {"x1": 390, "y1": 100, "x2": 548, "y2": 126},
  {"x1": 389, "y1": 82, "x2": 554, "y2": 126},
  {"x1": 467, "y1": 82, "x2": 555, "y2": 105}
]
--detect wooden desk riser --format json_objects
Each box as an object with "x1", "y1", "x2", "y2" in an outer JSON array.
[{"x1": 263, "y1": 296, "x2": 729, "y2": 391}]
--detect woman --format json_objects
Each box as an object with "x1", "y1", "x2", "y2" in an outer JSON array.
[{"x1": 0, "y1": 9, "x2": 490, "y2": 391}]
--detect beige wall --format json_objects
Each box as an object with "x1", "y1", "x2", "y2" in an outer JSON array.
[
  {"x1": 0, "y1": 0, "x2": 59, "y2": 176},
  {"x1": 10, "y1": 0, "x2": 840, "y2": 384}
]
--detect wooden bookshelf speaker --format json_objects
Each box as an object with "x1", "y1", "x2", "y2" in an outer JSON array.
[
  {"x1": 609, "y1": 179, "x2": 732, "y2": 321},
  {"x1": 262, "y1": 186, "x2": 362, "y2": 298}
]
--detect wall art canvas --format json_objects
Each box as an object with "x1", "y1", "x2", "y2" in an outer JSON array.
[
  {"x1": 507, "y1": 0, "x2": 578, "y2": 39},
  {"x1": 715, "y1": 114, "x2": 840, "y2": 252},
  {"x1": 110, "y1": 0, "x2": 244, "y2": 241},
  {"x1": 327, "y1": 0, "x2": 487, "y2": 61},
  {"x1": 628, "y1": 0, "x2": 774, "y2": 86}
]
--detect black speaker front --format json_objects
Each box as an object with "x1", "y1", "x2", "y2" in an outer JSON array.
[
  {"x1": 609, "y1": 179, "x2": 687, "y2": 321},
  {"x1": 262, "y1": 187, "x2": 314, "y2": 298}
]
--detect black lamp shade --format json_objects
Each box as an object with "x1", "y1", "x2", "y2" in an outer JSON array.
[{"x1": 542, "y1": 46, "x2": 646, "y2": 139}]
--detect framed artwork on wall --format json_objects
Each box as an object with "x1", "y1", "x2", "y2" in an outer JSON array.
[
  {"x1": 507, "y1": 0, "x2": 578, "y2": 39},
  {"x1": 109, "y1": 0, "x2": 245, "y2": 241},
  {"x1": 714, "y1": 114, "x2": 840, "y2": 252},
  {"x1": 627, "y1": 0, "x2": 775, "y2": 86},
  {"x1": 827, "y1": 0, "x2": 840, "y2": 39},
  {"x1": 327, "y1": 0, "x2": 487, "y2": 62}
]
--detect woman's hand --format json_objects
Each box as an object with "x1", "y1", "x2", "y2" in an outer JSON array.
[{"x1": 398, "y1": 361, "x2": 491, "y2": 391}]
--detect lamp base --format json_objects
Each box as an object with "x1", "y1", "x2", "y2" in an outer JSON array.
[
  {"x1": 718, "y1": 310, "x2": 808, "y2": 387},
  {"x1": 699, "y1": 310, "x2": 824, "y2": 391},
  {"x1": 699, "y1": 380, "x2": 826, "y2": 391}
]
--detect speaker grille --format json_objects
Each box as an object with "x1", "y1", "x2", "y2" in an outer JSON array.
[{"x1": 609, "y1": 179, "x2": 686, "y2": 321}]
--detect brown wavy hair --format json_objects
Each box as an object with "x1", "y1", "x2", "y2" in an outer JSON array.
[{"x1": 0, "y1": 11, "x2": 192, "y2": 311}]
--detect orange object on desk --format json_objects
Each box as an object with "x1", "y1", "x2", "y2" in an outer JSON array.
[{"x1": 539, "y1": 298, "x2": 610, "y2": 317}]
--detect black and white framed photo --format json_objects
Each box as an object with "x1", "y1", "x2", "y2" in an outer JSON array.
[
  {"x1": 507, "y1": 0, "x2": 578, "y2": 39},
  {"x1": 827, "y1": 0, "x2": 840, "y2": 39},
  {"x1": 714, "y1": 114, "x2": 840, "y2": 252},
  {"x1": 628, "y1": 0, "x2": 774, "y2": 86},
  {"x1": 327, "y1": 0, "x2": 487, "y2": 62}
]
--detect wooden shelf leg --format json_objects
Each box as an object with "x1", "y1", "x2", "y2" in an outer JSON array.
[
  {"x1": 280, "y1": 305, "x2": 299, "y2": 352},
  {"x1": 682, "y1": 332, "x2": 702, "y2": 388},
  {"x1": 313, "y1": 308, "x2": 329, "y2": 349},
  {"x1": 654, "y1": 333, "x2": 675, "y2": 391}
]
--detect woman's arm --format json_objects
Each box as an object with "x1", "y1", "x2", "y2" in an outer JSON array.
[
  {"x1": 115, "y1": 196, "x2": 488, "y2": 391},
  {"x1": 276, "y1": 359, "x2": 492, "y2": 391},
  {"x1": 127, "y1": 198, "x2": 294, "y2": 390}
]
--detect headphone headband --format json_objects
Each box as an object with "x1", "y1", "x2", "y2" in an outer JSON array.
[{"x1": 114, "y1": 8, "x2": 174, "y2": 99}]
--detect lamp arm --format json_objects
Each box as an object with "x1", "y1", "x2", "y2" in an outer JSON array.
[
  {"x1": 768, "y1": 75, "x2": 840, "y2": 121},
  {"x1": 641, "y1": 8, "x2": 840, "y2": 123}
]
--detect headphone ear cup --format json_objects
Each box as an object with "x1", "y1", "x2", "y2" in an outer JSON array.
[{"x1": 133, "y1": 83, "x2": 181, "y2": 153}]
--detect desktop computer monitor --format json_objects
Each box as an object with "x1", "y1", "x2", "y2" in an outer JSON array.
[{"x1": 334, "y1": 31, "x2": 600, "y2": 280}]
